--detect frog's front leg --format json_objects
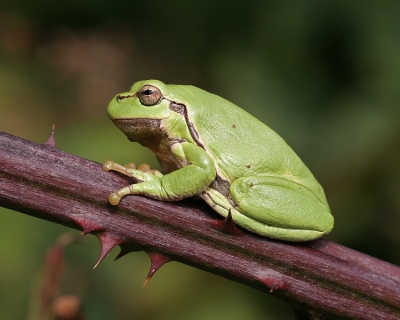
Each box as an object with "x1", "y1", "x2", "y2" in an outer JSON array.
[{"x1": 103, "y1": 143, "x2": 216, "y2": 205}]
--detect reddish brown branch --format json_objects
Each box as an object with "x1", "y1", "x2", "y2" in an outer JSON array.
[{"x1": 1, "y1": 130, "x2": 400, "y2": 319}]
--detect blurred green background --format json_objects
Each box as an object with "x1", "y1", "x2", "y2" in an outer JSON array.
[{"x1": 1, "y1": 1, "x2": 399, "y2": 319}]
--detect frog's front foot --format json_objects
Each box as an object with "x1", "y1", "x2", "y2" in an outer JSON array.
[
  {"x1": 108, "y1": 191, "x2": 124, "y2": 206},
  {"x1": 108, "y1": 192, "x2": 122, "y2": 205},
  {"x1": 103, "y1": 160, "x2": 154, "y2": 175},
  {"x1": 103, "y1": 160, "x2": 163, "y2": 205},
  {"x1": 107, "y1": 185, "x2": 136, "y2": 205},
  {"x1": 102, "y1": 160, "x2": 131, "y2": 174}
]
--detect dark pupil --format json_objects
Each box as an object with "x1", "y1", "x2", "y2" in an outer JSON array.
[{"x1": 143, "y1": 89, "x2": 154, "y2": 96}]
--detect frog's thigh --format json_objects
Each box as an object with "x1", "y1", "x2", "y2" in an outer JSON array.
[{"x1": 229, "y1": 176, "x2": 331, "y2": 241}]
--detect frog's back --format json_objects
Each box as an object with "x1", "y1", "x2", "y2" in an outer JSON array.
[{"x1": 167, "y1": 85, "x2": 327, "y2": 204}]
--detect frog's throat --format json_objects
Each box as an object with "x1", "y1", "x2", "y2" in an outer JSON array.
[{"x1": 113, "y1": 118, "x2": 167, "y2": 150}]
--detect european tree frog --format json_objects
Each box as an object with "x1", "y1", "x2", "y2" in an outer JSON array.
[{"x1": 103, "y1": 80, "x2": 334, "y2": 241}]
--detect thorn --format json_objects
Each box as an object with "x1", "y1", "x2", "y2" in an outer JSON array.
[
  {"x1": 72, "y1": 218, "x2": 103, "y2": 235},
  {"x1": 143, "y1": 252, "x2": 172, "y2": 287},
  {"x1": 260, "y1": 277, "x2": 288, "y2": 293},
  {"x1": 93, "y1": 232, "x2": 125, "y2": 269},
  {"x1": 45, "y1": 124, "x2": 57, "y2": 147},
  {"x1": 223, "y1": 211, "x2": 244, "y2": 236},
  {"x1": 209, "y1": 211, "x2": 244, "y2": 236}
]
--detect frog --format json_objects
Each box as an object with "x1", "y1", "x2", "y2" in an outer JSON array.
[{"x1": 103, "y1": 79, "x2": 334, "y2": 241}]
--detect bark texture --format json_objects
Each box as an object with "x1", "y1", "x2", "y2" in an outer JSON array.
[{"x1": 1, "y1": 131, "x2": 400, "y2": 319}]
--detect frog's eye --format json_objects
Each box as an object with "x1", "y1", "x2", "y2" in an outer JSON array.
[{"x1": 138, "y1": 85, "x2": 162, "y2": 106}]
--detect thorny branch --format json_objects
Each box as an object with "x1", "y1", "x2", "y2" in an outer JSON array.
[{"x1": 1, "y1": 130, "x2": 400, "y2": 319}]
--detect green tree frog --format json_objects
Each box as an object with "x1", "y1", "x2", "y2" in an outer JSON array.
[{"x1": 103, "y1": 80, "x2": 334, "y2": 241}]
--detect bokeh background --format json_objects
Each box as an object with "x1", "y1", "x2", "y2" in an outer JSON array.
[{"x1": 1, "y1": 1, "x2": 399, "y2": 319}]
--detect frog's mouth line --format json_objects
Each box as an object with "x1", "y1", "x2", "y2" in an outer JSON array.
[{"x1": 113, "y1": 117, "x2": 162, "y2": 128}]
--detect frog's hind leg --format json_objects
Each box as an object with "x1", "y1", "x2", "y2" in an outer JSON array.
[
  {"x1": 200, "y1": 188, "x2": 234, "y2": 219},
  {"x1": 228, "y1": 176, "x2": 333, "y2": 242}
]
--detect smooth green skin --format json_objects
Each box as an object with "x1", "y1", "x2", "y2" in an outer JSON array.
[{"x1": 103, "y1": 79, "x2": 334, "y2": 241}]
